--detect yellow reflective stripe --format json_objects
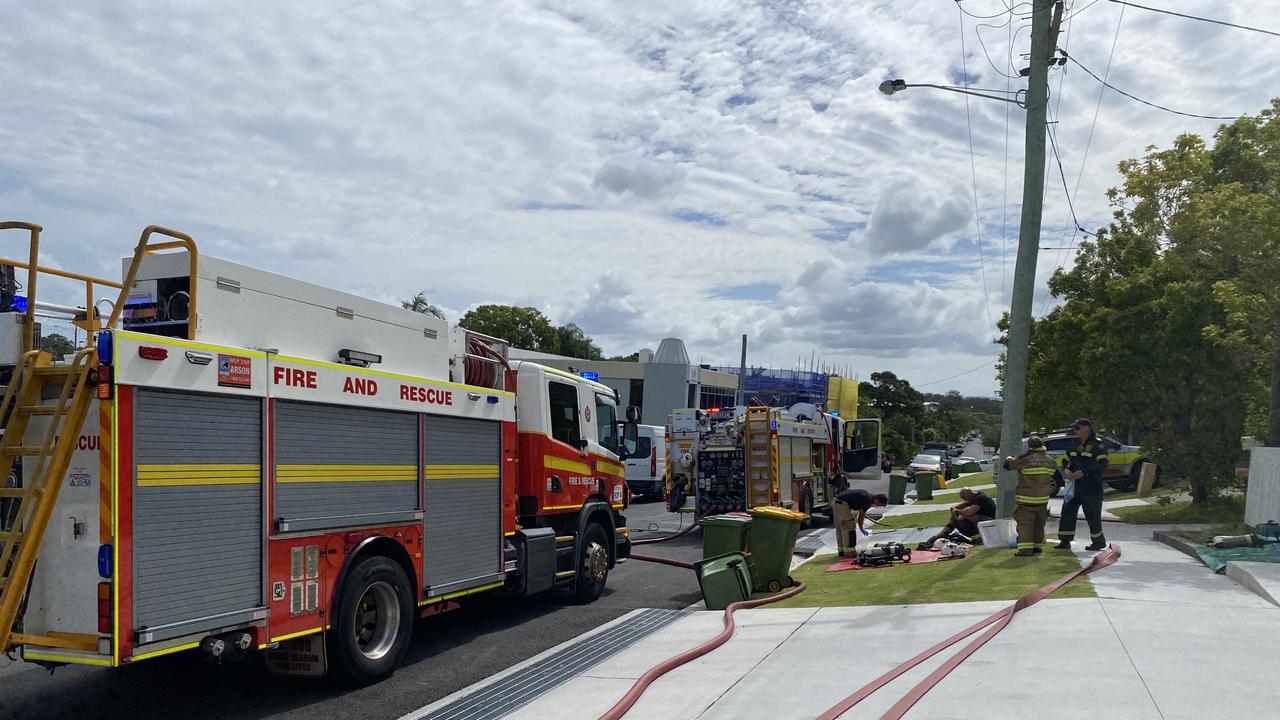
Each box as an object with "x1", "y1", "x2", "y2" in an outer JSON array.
[
  {"x1": 420, "y1": 581, "x2": 505, "y2": 605},
  {"x1": 116, "y1": 329, "x2": 268, "y2": 358},
  {"x1": 595, "y1": 460, "x2": 624, "y2": 477},
  {"x1": 277, "y1": 464, "x2": 416, "y2": 483},
  {"x1": 131, "y1": 641, "x2": 200, "y2": 662},
  {"x1": 1016, "y1": 495, "x2": 1050, "y2": 505},
  {"x1": 269, "y1": 627, "x2": 324, "y2": 643},
  {"x1": 543, "y1": 503, "x2": 584, "y2": 511},
  {"x1": 1021, "y1": 467, "x2": 1055, "y2": 475},
  {"x1": 1094, "y1": 454, "x2": 1108, "y2": 461},
  {"x1": 22, "y1": 651, "x2": 113, "y2": 667},
  {"x1": 137, "y1": 463, "x2": 261, "y2": 487},
  {"x1": 425, "y1": 464, "x2": 499, "y2": 480},
  {"x1": 544, "y1": 456, "x2": 591, "y2": 475}
]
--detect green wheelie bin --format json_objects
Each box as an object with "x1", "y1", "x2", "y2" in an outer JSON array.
[
  {"x1": 701, "y1": 514, "x2": 753, "y2": 559},
  {"x1": 888, "y1": 473, "x2": 909, "y2": 505},
  {"x1": 915, "y1": 471, "x2": 939, "y2": 501},
  {"x1": 746, "y1": 506, "x2": 807, "y2": 593},
  {"x1": 694, "y1": 552, "x2": 755, "y2": 610}
]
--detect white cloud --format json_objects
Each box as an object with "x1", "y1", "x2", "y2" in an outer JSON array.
[{"x1": 3, "y1": 0, "x2": 1278, "y2": 397}]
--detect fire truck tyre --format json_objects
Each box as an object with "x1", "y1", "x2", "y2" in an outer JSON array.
[
  {"x1": 800, "y1": 488, "x2": 814, "y2": 529},
  {"x1": 574, "y1": 523, "x2": 611, "y2": 603},
  {"x1": 669, "y1": 487, "x2": 686, "y2": 514},
  {"x1": 330, "y1": 556, "x2": 415, "y2": 685}
]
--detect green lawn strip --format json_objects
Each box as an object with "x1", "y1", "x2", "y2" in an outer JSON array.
[
  {"x1": 1171, "y1": 522, "x2": 1254, "y2": 545},
  {"x1": 772, "y1": 547, "x2": 1095, "y2": 608},
  {"x1": 872, "y1": 509, "x2": 955, "y2": 530},
  {"x1": 1109, "y1": 496, "x2": 1245, "y2": 525},
  {"x1": 910, "y1": 471, "x2": 995, "y2": 505}
]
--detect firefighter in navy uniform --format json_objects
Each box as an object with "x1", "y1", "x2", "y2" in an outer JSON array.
[
  {"x1": 1055, "y1": 418, "x2": 1109, "y2": 551},
  {"x1": 1004, "y1": 436, "x2": 1057, "y2": 556}
]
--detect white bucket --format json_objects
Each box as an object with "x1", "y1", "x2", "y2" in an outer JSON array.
[{"x1": 978, "y1": 518, "x2": 1017, "y2": 547}]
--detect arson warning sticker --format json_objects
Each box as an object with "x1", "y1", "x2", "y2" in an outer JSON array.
[{"x1": 218, "y1": 354, "x2": 253, "y2": 388}]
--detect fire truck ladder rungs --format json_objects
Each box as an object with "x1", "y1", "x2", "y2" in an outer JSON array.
[
  {"x1": 744, "y1": 406, "x2": 775, "y2": 509},
  {"x1": 0, "y1": 347, "x2": 99, "y2": 654}
]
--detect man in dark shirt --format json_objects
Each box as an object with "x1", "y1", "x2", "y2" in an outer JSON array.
[
  {"x1": 834, "y1": 488, "x2": 889, "y2": 537},
  {"x1": 920, "y1": 487, "x2": 997, "y2": 547}
]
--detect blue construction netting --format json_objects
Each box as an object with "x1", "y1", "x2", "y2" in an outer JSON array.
[{"x1": 714, "y1": 367, "x2": 829, "y2": 407}]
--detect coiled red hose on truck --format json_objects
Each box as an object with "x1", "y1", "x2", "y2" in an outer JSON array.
[{"x1": 597, "y1": 581, "x2": 807, "y2": 720}]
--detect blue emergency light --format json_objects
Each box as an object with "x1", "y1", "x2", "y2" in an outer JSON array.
[
  {"x1": 11, "y1": 295, "x2": 26, "y2": 313},
  {"x1": 579, "y1": 371, "x2": 600, "y2": 381}
]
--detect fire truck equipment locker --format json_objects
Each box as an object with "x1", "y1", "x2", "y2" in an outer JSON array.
[{"x1": 422, "y1": 415, "x2": 502, "y2": 596}]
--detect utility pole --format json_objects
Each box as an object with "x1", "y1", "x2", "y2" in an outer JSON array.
[{"x1": 995, "y1": 0, "x2": 1062, "y2": 518}]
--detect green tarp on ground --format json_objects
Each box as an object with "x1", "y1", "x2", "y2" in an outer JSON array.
[{"x1": 1195, "y1": 542, "x2": 1280, "y2": 574}]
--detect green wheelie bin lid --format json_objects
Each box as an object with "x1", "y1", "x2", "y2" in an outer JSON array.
[{"x1": 700, "y1": 513, "x2": 753, "y2": 559}]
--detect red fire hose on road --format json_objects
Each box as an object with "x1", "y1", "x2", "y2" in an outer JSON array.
[{"x1": 630, "y1": 513, "x2": 708, "y2": 546}]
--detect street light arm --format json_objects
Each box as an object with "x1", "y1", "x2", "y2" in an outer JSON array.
[{"x1": 879, "y1": 79, "x2": 1026, "y2": 107}]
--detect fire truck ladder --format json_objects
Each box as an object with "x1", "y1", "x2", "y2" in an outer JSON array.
[
  {"x1": 0, "y1": 347, "x2": 98, "y2": 654},
  {"x1": 744, "y1": 406, "x2": 776, "y2": 509}
]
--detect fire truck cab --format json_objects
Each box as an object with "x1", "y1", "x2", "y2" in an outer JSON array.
[{"x1": 0, "y1": 224, "x2": 634, "y2": 685}]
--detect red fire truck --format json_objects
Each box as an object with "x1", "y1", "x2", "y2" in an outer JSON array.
[{"x1": 0, "y1": 222, "x2": 635, "y2": 684}]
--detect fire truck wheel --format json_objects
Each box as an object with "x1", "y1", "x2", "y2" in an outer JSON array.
[
  {"x1": 799, "y1": 488, "x2": 814, "y2": 529},
  {"x1": 330, "y1": 555, "x2": 415, "y2": 685},
  {"x1": 574, "y1": 523, "x2": 611, "y2": 603}
]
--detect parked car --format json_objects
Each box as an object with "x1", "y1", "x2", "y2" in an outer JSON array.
[
  {"x1": 906, "y1": 452, "x2": 946, "y2": 479},
  {"x1": 1019, "y1": 432, "x2": 1156, "y2": 495},
  {"x1": 623, "y1": 424, "x2": 668, "y2": 498}
]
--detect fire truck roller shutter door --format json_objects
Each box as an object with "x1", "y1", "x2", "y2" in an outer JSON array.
[
  {"x1": 134, "y1": 389, "x2": 264, "y2": 643},
  {"x1": 274, "y1": 401, "x2": 420, "y2": 531},
  {"x1": 422, "y1": 416, "x2": 502, "y2": 596}
]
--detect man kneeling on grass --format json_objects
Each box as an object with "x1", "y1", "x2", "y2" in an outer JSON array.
[{"x1": 918, "y1": 488, "x2": 997, "y2": 549}]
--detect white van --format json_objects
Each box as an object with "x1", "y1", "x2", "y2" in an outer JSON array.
[{"x1": 623, "y1": 424, "x2": 668, "y2": 498}]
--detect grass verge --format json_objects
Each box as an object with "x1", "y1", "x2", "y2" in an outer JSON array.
[
  {"x1": 1109, "y1": 496, "x2": 1245, "y2": 525},
  {"x1": 772, "y1": 547, "x2": 1095, "y2": 608},
  {"x1": 1102, "y1": 484, "x2": 1184, "y2": 502},
  {"x1": 870, "y1": 509, "x2": 954, "y2": 530},
  {"x1": 909, "y1": 471, "x2": 995, "y2": 505}
]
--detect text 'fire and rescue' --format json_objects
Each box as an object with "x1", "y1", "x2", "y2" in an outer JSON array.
[{"x1": 272, "y1": 366, "x2": 454, "y2": 405}]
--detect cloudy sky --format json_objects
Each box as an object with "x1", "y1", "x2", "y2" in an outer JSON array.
[{"x1": 3, "y1": 1, "x2": 1278, "y2": 395}]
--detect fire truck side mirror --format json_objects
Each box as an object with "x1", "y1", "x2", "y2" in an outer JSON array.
[
  {"x1": 620, "y1": 421, "x2": 639, "y2": 459},
  {"x1": 625, "y1": 405, "x2": 641, "y2": 423}
]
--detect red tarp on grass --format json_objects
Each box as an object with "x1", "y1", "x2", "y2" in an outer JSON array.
[{"x1": 826, "y1": 549, "x2": 968, "y2": 573}]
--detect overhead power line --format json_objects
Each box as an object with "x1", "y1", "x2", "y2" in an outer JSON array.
[
  {"x1": 1040, "y1": 2, "x2": 1125, "y2": 316},
  {"x1": 959, "y1": 4, "x2": 998, "y2": 342},
  {"x1": 1106, "y1": 0, "x2": 1280, "y2": 39},
  {"x1": 1046, "y1": 127, "x2": 1097, "y2": 238},
  {"x1": 955, "y1": 0, "x2": 1029, "y2": 20},
  {"x1": 1062, "y1": 52, "x2": 1244, "y2": 120},
  {"x1": 915, "y1": 358, "x2": 998, "y2": 388}
]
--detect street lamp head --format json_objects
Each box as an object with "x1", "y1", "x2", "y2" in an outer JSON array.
[{"x1": 879, "y1": 79, "x2": 907, "y2": 96}]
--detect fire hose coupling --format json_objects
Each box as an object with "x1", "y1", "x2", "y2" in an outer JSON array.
[{"x1": 200, "y1": 631, "x2": 253, "y2": 662}]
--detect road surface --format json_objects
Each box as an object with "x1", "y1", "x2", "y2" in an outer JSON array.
[{"x1": 0, "y1": 499, "x2": 702, "y2": 720}]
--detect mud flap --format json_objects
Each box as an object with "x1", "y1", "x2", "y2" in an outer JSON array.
[{"x1": 264, "y1": 634, "x2": 328, "y2": 678}]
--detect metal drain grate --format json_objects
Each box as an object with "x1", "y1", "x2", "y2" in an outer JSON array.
[
  {"x1": 409, "y1": 608, "x2": 686, "y2": 720},
  {"x1": 793, "y1": 531, "x2": 828, "y2": 557}
]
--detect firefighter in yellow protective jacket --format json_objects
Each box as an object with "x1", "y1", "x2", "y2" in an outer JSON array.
[{"x1": 1003, "y1": 436, "x2": 1056, "y2": 557}]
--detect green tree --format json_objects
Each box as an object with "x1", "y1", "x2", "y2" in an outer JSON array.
[
  {"x1": 1019, "y1": 123, "x2": 1268, "y2": 502},
  {"x1": 37, "y1": 332, "x2": 75, "y2": 361},
  {"x1": 555, "y1": 323, "x2": 603, "y2": 360},
  {"x1": 401, "y1": 292, "x2": 446, "y2": 320},
  {"x1": 458, "y1": 305, "x2": 559, "y2": 353},
  {"x1": 860, "y1": 371, "x2": 927, "y2": 457}
]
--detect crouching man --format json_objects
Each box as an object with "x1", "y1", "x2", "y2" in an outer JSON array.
[{"x1": 919, "y1": 487, "x2": 996, "y2": 548}]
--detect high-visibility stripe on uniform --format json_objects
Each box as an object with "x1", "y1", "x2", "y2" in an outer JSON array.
[
  {"x1": 1090, "y1": 531, "x2": 1104, "y2": 538},
  {"x1": 1021, "y1": 467, "x2": 1055, "y2": 475},
  {"x1": 1094, "y1": 454, "x2": 1108, "y2": 461},
  {"x1": 1017, "y1": 542, "x2": 1036, "y2": 549},
  {"x1": 1016, "y1": 495, "x2": 1050, "y2": 505}
]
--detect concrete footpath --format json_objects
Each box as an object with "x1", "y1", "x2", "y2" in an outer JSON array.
[{"x1": 410, "y1": 538, "x2": 1276, "y2": 719}]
